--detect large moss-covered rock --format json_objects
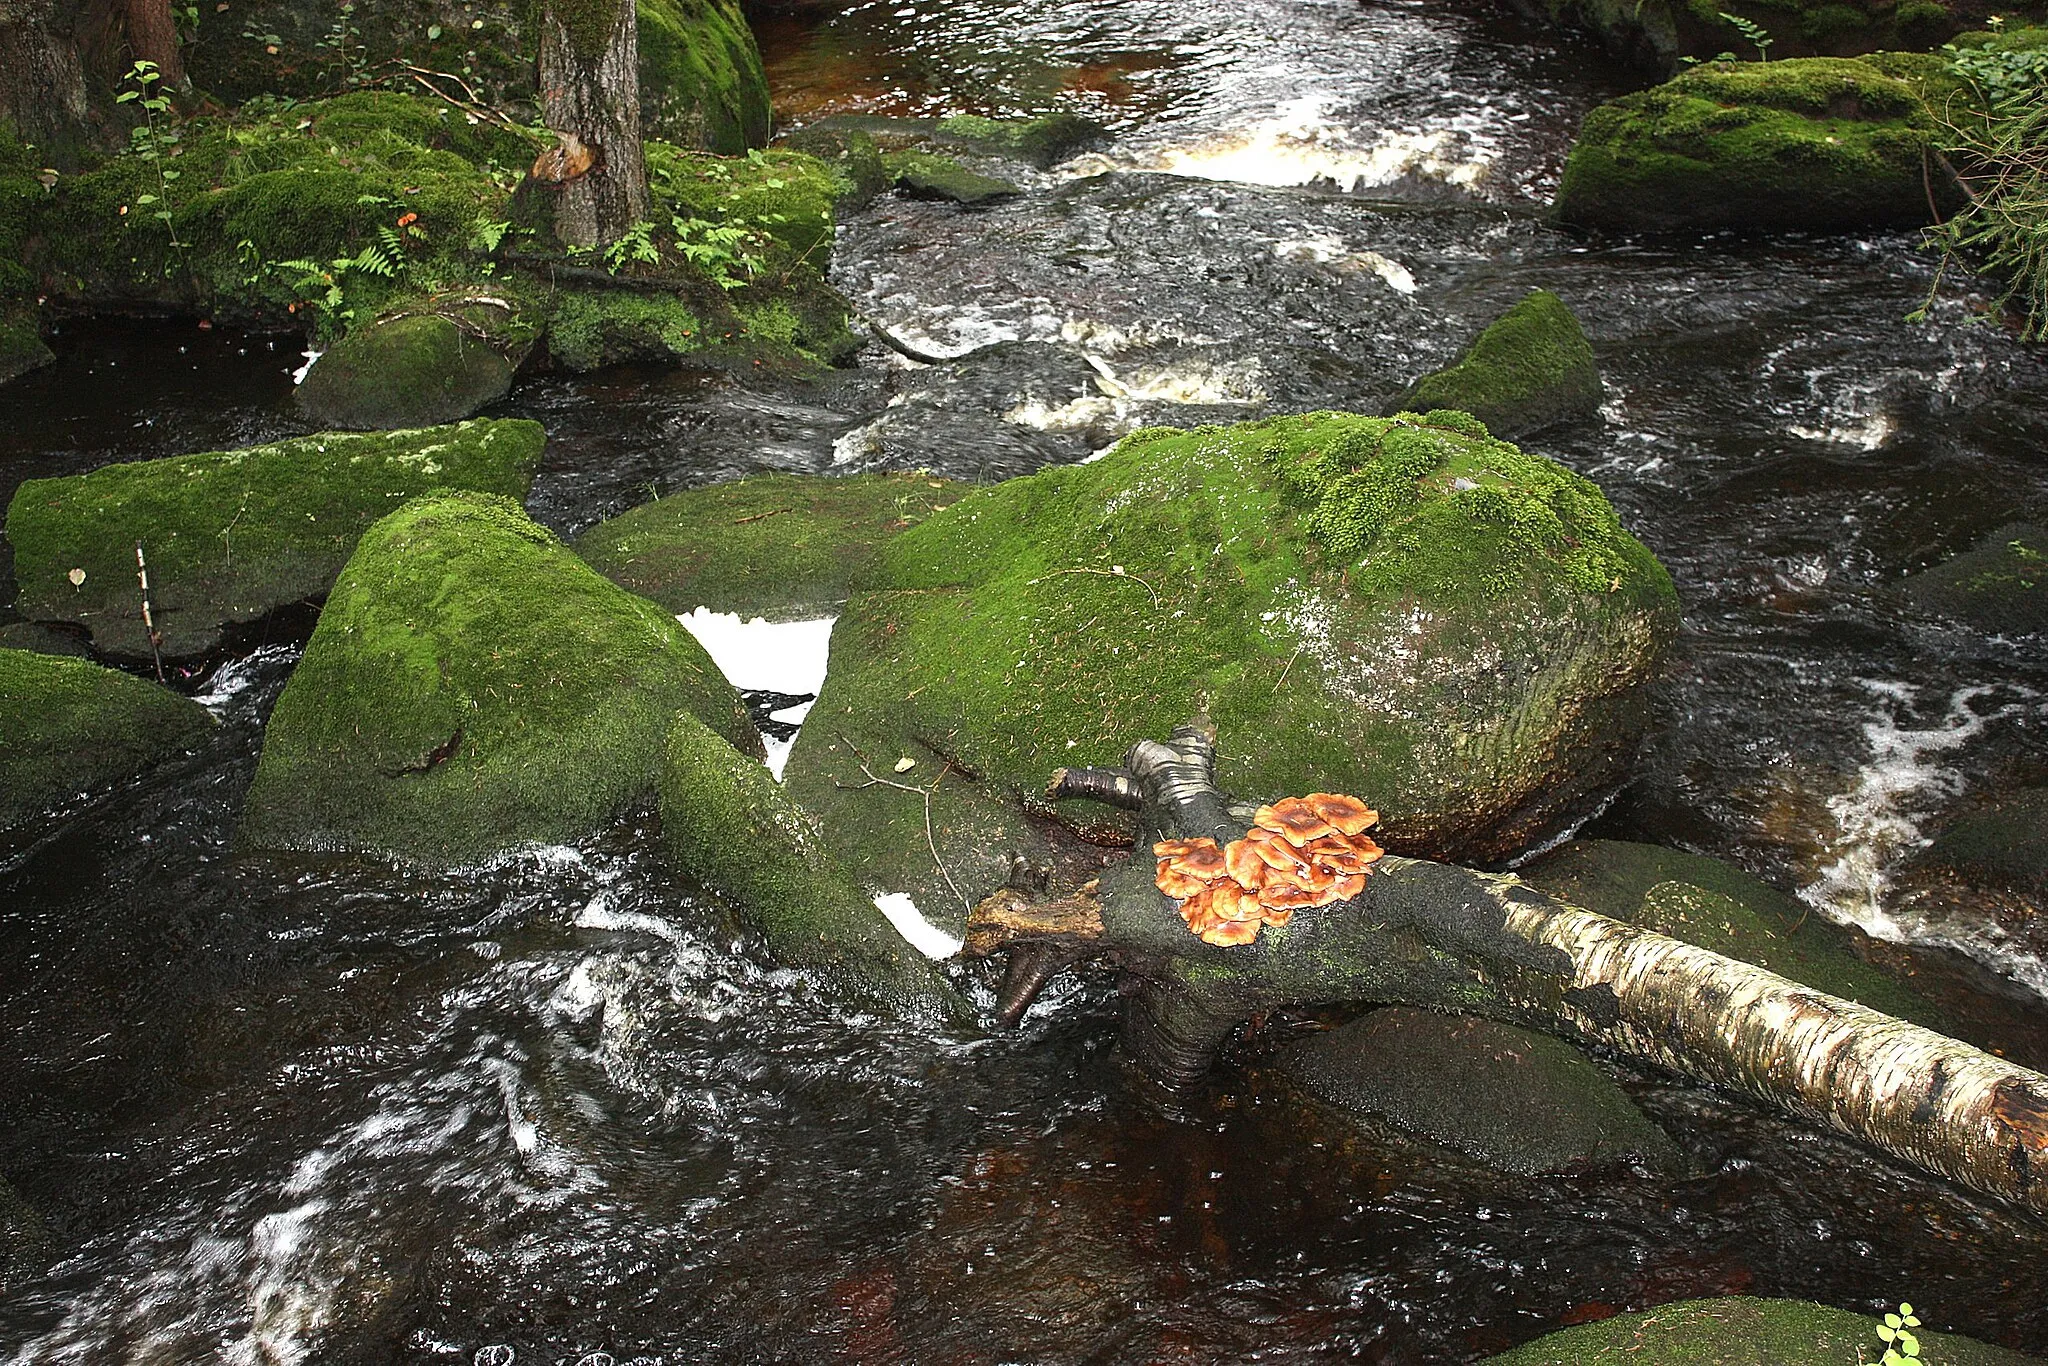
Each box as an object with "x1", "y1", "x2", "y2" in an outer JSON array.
[
  {"x1": 1483, "y1": 1296, "x2": 2043, "y2": 1365},
  {"x1": 1284, "y1": 1008, "x2": 1682, "y2": 1176},
  {"x1": 0, "y1": 649, "x2": 215, "y2": 829},
  {"x1": 1391, "y1": 291, "x2": 1602, "y2": 439},
  {"x1": 1519, "y1": 839, "x2": 1941, "y2": 1024},
  {"x1": 1554, "y1": 58, "x2": 1938, "y2": 232},
  {"x1": 6, "y1": 419, "x2": 543, "y2": 659},
  {"x1": 785, "y1": 410, "x2": 1677, "y2": 923},
  {"x1": 657, "y1": 711, "x2": 963, "y2": 1016},
  {"x1": 296, "y1": 313, "x2": 515, "y2": 430},
  {"x1": 1898, "y1": 522, "x2": 2048, "y2": 636},
  {"x1": 241, "y1": 491, "x2": 759, "y2": 864},
  {"x1": 1504, "y1": 0, "x2": 2001, "y2": 71},
  {"x1": 575, "y1": 472, "x2": 966, "y2": 618},
  {"x1": 637, "y1": 0, "x2": 771, "y2": 153}
]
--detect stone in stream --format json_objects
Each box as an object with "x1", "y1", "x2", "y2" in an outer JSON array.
[
  {"x1": 0, "y1": 307, "x2": 51, "y2": 387},
  {"x1": 1483, "y1": 1296, "x2": 2046, "y2": 1365},
  {"x1": 885, "y1": 150, "x2": 1021, "y2": 205},
  {"x1": 1554, "y1": 57, "x2": 1940, "y2": 233},
  {"x1": 1283, "y1": 1007, "x2": 1682, "y2": 1176},
  {"x1": 0, "y1": 649, "x2": 215, "y2": 830},
  {"x1": 1897, "y1": 522, "x2": 2048, "y2": 637},
  {"x1": 575, "y1": 471, "x2": 968, "y2": 618},
  {"x1": 932, "y1": 113, "x2": 1108, "y2": 169},
  {"x1": 241, "y1": 491, "x2": 759, "y2": 865},
  {"x1": 296, "y1": 313, "x2": 517, "y2": 431},
  {"x1": 0, "y1": 1174, "x2": 50, "y2": 1293},
  {"x1": 784, "y1": 409, "x2": 1678, "y2": 927},
  {"x1": 5, "y1": 419, "x2": 544, "y2": 660},
  {"x1": 1895, "y1": 787, "x2": 2048, "y2": 971},
  {"x1": 1389, "y1": 290, "x2": 1602, "y2": 440}
]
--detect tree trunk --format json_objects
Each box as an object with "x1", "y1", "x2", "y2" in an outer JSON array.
[
  {"x1": 963, "y1": 722, "x2": 2048, "y2": 1219},
  {"x1": 537, "y1": 0, "x2": 651, "y2": 248},
  {"x1": 0, "y1": 0, "x2": 92, "y2": 169},
  {"x1": 120, "y1": 0, "x2": 185, "y2": 90}
]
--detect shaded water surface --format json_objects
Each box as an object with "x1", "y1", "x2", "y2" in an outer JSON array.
[{"x1": 5, "y1": 0, "x2": 2048, "y2": 1360}]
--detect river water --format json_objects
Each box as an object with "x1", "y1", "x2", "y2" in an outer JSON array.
[{"x1": 5, "y1": 0, "x2": 2048, "y2": 1360}]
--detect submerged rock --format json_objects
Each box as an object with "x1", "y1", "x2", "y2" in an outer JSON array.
[
  {"x1": 657, "y1": 711, "x2": 962, "y2": 1016},
  {"x1": 1390, "y1": 290, "x2": 1602, "y2": 439},
  {"x1": 1483, "y1": 1296, "x2": 2044, "y2": 1365},
  {"x1": 1896, "y1": 787, "x2": 2048, "y2": 970},
  {"x1": 296, "y1": 313, "x2": 516, "y2": 430},
  {"x1": 1554, "y1": 58, "x2": 1938, "y2": 233},
  {"x1": 1285, "y1": 1008, "x2": 1681, "y2": 1176},
  {"x1": 575, "y1": 472, "x2": 966, "y2": 617},
  {"x1": 242, "y1": 491, "x2": 758, "y2": 864},
  {"x1": 0, "y1": 649, "x2": 215, "y2": 829},
  {"x1": 1897, "y1": 522, "x2": 2048, "y2": 636},
  {"x1": 786, "y1": 410, "x2": 1677, "y2": 921},
  {"x1": 886, "y1": 150, "x2": 1021, "y2": 205},
  {"x1": 6, "y1": 419, "x2": 543, "y2": 659},
  {"x1": 933, "y1": 113, "x2": 1107, "y2": 169},
  {"x1": 1520, "y1": 839, "x2": 1941, "y2": 1024}
]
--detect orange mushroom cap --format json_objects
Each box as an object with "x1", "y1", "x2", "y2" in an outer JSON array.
[
  {"x1": 1253, "y1": 797, "x2": 1338, "y2": 848},
  {"x1": 1303, "y1": 792, "x2": 1378, "y2": 837},
  {"x1": 1154, "y1": 837, "x2": 1230, "y2": 899}
]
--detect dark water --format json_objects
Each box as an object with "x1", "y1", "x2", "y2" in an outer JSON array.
[{"x1": 6, "y1": 0, "x2": 2048, "y2": 1360}]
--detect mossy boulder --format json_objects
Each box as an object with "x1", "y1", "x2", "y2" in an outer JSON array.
[
  {"x1": 657, "y1": 711, "x2": 964, "y2": 1017},
  {"x1": 1519, "y1": 839, "x2": 1942, "y2": 1024},
  {"x1": 1897, "y1": 522, "x2": 2048, "y2": 636},
  {"x1": 1502, "y1": 0, "x2": 2009, "y2": 72},
  {"x1": 1284, "y1": 1008, "x2": 1682, "y2": 1176},
  {"x1": 637, "y1": 0, "x2": 771, "y2": 152},
  {"x1": 785, "y1": 410, "x2": 1677, "y2": 923},
  {"x1": 575, "y1": 472, "x2": 967, "y2": 618},
  {"x1": 1391, "y1": 291, "x2": 1602, "y2": 439},
  {"x1": 6, "y1": 418, "x2": 543, "y2": 659},
  {"x1": 242, "y1": 491, "x2": 759, "y2": 864},
  {"x1": 0, "y1": 649, "x2": 215, "y2": 829},
  {"x1": 1483, "y1": 1296, "x2": 2044, "y2": 1365},
  {"x1": 296, "y1": 313, "x2": 516, "y2": 430},
  {"x1": 886, "y1": 150, "x2": 1021, "y2": 205},
  {"x1": 1554, "y1": 57, "x2": 1939, "y2": 232},
  {"x1": 777, "y1": 126, "x2": 893, "y2": 210},
  {"x1": 933, "y1": 113, "x2": 1106, "y2": 169}
]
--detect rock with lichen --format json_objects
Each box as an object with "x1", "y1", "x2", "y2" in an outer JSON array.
[
  {"x1": 784, "y1": 409, "x2": 1678, "y2": 926},
  {"x1": 5, "y1": 419, "x2": 544, "y2": 660},
  {"x1": 242, "y1": 490, "x2": 759, "y2": 864},
  {"x1": 1390, "y1": 290, "x2": 1602, "y2": 439},
  {"x1": 1, "y1": 648, "x2": 215, "y2": 830},
  {"x1": 1482, "y1": 1296, "x2": 2045, "y2": 1365},
  {"x1": 1897, "y1": 522, "x2": 2048, "y2": 636},
  {"x1": 1554, "y1": 57, "x2": 1942, "y2": 232}
]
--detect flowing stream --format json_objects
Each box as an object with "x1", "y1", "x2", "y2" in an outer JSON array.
[{"x1": 5, "y1": 0, "x2": 2048, "y2": 1360}]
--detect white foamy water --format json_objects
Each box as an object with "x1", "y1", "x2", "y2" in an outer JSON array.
[{"x1": 675, "y1": 610, "x2": 835, "y2": 781}]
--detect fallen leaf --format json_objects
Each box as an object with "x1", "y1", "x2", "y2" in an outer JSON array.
[
  {"x1": 67, "y1": 568, "x2": 86, "y2": 586},
  {"x1": 893, "y1": 757, "x2": 915, "y2": 773}
]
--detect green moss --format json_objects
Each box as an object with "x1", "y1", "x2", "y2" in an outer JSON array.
[
  {"x1": 1520, "y1": 839, "x2": 1943, "y2": 1024},
  {"x1": 0, "y1": 649, "x2": 215, "y2": 828},
  {"x1": 1394, "y1": 291, "x2": 1602, "y2": 438},
  {"x1": 575, "y1": 471, "x2": 966, "y2": 617},
  {"x1": 657, "y1": 710, "x2": 964, "y2": 1017},
  {"x1": 932, "y1": 112, "x2": 1105, "y2": 168},
  {"x1": 648, "y1": 143, "x2": 841, "y2": 265},
  {"x1": 1483, "y1": 1297, "x2": 2044, "y2": 1365},
  {"x1": 636, "y1": 0, "x2": 770, "y2": 153},
  {"x1": 547, "y1": 289, "x2": 704, "y2": 370},
  {"x1": 1555, "y1": 57, "x2": 1938, "y2": 231},
  {"x1": 0, "y1": 307, "x2": 51, "y2": 385},
  {"x1": 296, "y1": 312, "x2": 514, "y2": 429},
  {"x1": 1898, "y1": 521, "x2": 2048, "y2": 634},
  {"x1": 884, "y1": 150, "x2": 1021, "y2": 204},
  {"x1": 6, "y1": 418, "x2": 543, "y2": 658},
  {"x1": 242, "y1": 490, "x2": 757, "y2": 864}
]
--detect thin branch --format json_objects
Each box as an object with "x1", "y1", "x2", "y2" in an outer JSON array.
[
  {"x1": 1026, "y1": 566, "x2": 1161, "y2": 609},
  {"x1": 833, "y1": 734, "x2": 968, "y2": 907}
]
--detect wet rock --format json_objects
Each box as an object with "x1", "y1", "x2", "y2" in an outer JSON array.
[
  {"x1": 1390, "y1": 290, "x2": 1602, "y2": 439},
  {"x1": 0, "y1": 1175, "x2": 50, "y2": 1292},
  {"x1": 1554, "y1": 58, "x2": 1939, "y2": 233},
  {"x1": 5, "y1": 419, "x2": 543, "y2": 660},
  {"x1": 0, "y1": 649, "x2": 215, "y2": 829},
  {"x1": 575, "y1": 471, "x2": 966, "y2": 618},
  {"x1": 1285, "y1": 1008, "x2": 1681, "y2": 1176},
  {"x1": 296, "y1": 314, "x2": 516, "y2": 430},
  {"x1": 886, "y1": 150, "x2": 1021, "y2": 205},
  {"x1": 1483, "y1": 1296, "x2": 2045, "y2": 1365},
  {"x1": 242, "y1": 491, "x2": 758, "y2": 864},
  {"x1": 0, "y1": 307, "x2": 52, "y2": 386},
  {"x1": 934, "y1": 112, "x2": 1107, "y2": 169},
  {"x1": 786, "y1": 410, "x2": 1677, "y2": 922},
  {"x1": 1896, "y1": 788, "x2": 2048, "y2": 968},
  {"x1": 1897, "y1": 522, "x2": 2048, "y2": 636},
  {"x1": 0, "y1": 621, "x2": 93, "y2": 658},
  {"x1": 657, "y1": 710, "x2": 963, "y2": 1016},
  {"x1": 1520, "y1": 839, "x2": 1942, "y2": 1024}
]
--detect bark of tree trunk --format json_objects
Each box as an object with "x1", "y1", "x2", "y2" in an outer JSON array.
[
  {"x1": 0, "y1": 0, "x2": 93, "y2": 168},
  {"x1": 537, "y1": 0, "x2": 651, "y2": 248},
  {"x1": 963, "y1": 722, "x2": 2048, "y2": 1220},
  {"x1": 120, "y1": 0, "x2": 185, "y2": 90}
]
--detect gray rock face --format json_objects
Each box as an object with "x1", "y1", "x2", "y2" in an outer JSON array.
[
  {"x1": 1284, "y1": 1007, "x2": 1682, "y2": 1177},
  {"x1": 1898, "y1": 522, "x2": 2048, "y2": 637}
]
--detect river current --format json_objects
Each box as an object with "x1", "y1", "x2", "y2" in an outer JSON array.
[{"x1": 4, "y1": 0, "x2": 2048, "y2": 1360}]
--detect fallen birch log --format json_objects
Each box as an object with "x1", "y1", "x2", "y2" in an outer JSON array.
[{"x1": 961, "y1": 721, "x2": 2048, "y2": 1218}]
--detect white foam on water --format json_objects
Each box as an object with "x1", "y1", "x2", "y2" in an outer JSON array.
[
  {"x1": 1788, "y1": 413, "x2": 1894, "y2": 450},
  {"x1": 1271, "y1": 236, "x2": 1417, "y2": 293},
  {"x1": 873, "y1": 891, "x2": 963, "y2": 960},
  {"x1": 674, "y1": 610, "x2": 835, "y2": 781},
  {"x1": 831, "y1": 417, "x2": 887, "y2": 466}
]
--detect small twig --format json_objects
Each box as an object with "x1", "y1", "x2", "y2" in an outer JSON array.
[
  {"x1": 134, "y1": 542, "x2": 164, "y2": 682},
  {"x1": 833, "y1": 734, "x2": 968, "y2": 907},
  {"x1": 387, "y1": 60, "x2": 527, "y2": 133},
  {"x1": 1274, "y1": 646, "x2": 1302, "y2": 693},
  {"x1": 733, "y1": 506, "x2": 792, "y2": 525},
  {"x1": 1027, "y1": 566, "x2": 1161, "y2": 609}
]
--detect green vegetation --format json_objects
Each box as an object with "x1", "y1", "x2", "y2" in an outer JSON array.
[
  {"x1": 1391, "y1": 291, "x2": 1603, "y2": 438},
  {"x1": 296, "y1": 312, "x2": 514, "y2": 426},
  {"x1": 0, "y1": 649, "x2": 215, "y2": 829},
  {"x1": 884, "y1": 149, "x2": 1021, "y2": 204},
  {"x1": 6, "y1": 418, "x2": 543, "y2": 657},
  {"x1": 1481, "y1": 1297, "x2": 2043, "y2": 1365},
  {"x1": 1880, "y1": 1303, "x2": 1927, "y2": 1365},
  {"x1": 575, "y1": 472, "x2": 966, "y2": 618},
  {"x1": 636, "y1": 0, "x2": 770, "y2": 152},
  {"x1": 242, "y1": 490, "x2": 758, "y2": 864}
]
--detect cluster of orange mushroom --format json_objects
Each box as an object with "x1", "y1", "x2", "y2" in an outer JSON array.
[{"x1": 1153, "y1": 793, "x2": 1383, "y2": 946}]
